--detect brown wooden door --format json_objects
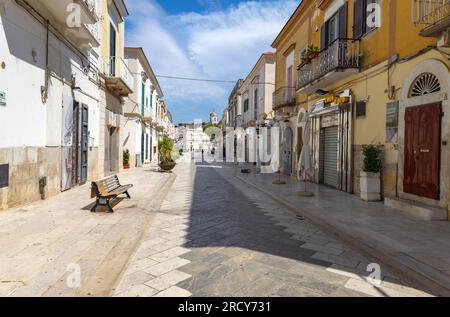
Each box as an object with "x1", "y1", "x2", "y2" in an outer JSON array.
[{"x1": 404, "y1": 103, "x2": 441, "y2": 200}]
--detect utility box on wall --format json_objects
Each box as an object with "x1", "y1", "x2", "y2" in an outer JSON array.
[
  {"x1": 0, "y1": 91, "x2": 6, "y2": 107},
  {"x1": 0, "y1": 164, "x2": 9, "y2": 188}
]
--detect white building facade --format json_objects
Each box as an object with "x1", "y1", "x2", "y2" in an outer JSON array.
[
  {"x1": 122, "y1": 47, "x2": 163, "y2": 168},
  {"x1": 0, "y1": 0, "x2": 103, "y2": 209}
]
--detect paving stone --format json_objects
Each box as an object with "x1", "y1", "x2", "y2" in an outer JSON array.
[
  {"x1": 144, "y1": 270, "x2": 191, "y2": 291},
  {"x1": 115, "y1": 285, "x2": 158, "y2": 297},
  {"x1": 144, "y1": 257, "x2": 191, "y2": 277},
  {"x1": 311, "y1": 252, "x2": 362, "y2": 269},
  {"x1": 124, "y1": 258, "x2": 159, "y2": 276},
  {"x1": 114, "y1": 270, "x2": 155, "y2": 294},
  {"x1": 150, "y1": 247, "x2": 191, "y2": 263},
  {"x1": 155, "y1": 286, "x2": 192, "y2": 297},
  {"x1": 177, "y1": 264, "x2": 235, "y2": 292},
  {"x1": 300, "y1": 242, "x2": 345, "y2": 256}
]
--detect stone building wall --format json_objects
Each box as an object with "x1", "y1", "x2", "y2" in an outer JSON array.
[{"x1": 0, "y1": 147, "x2": 60, "y2": 210}]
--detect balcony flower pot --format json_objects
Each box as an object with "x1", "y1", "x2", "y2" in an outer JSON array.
[
  {"x1": 360, "y1": 145, "x2": 382, "y2": 202},
  {"x1": 360, "y1": 171, "x2": 381, "y2": 202},
  {"x1": 298, "y1": 59, "x2": 311, "y2": 70}
]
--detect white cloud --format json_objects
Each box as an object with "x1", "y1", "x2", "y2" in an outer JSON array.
[{"x1": 126, "y1": 0, "x2": 299, "y2": 122}]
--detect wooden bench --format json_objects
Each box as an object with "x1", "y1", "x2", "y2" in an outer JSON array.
[{"x1": 90, "y1": 175, "x2": 133, "y2": 213}]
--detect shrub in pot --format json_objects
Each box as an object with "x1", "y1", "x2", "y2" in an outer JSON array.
[
  {"x1": 123, "y1": 149, "x2": 130, "y2": 169},
  {"x1": 360, "y1": 145, "x2": 382, "y2": 202},
  {"x1": 158, "y1": 136, "x2": 176, "y2": 171}
]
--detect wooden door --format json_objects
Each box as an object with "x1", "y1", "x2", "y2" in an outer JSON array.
[{"x1": 404, "y1": 103, "x2": 441, "y2": 199}]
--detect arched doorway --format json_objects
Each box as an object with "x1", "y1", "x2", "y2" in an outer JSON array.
[
  {"x1": 399, "y1": 59, "x2": 450, "y2": 208},
  {"x1": 283, "y1": 127, "x2": 293, "y2": 176}
]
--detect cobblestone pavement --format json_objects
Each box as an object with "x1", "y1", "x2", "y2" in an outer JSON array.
[{"x1": 114, "y1": 160, "x2": 431, "y2": 297}]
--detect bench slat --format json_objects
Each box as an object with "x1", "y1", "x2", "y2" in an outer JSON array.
[{"x1": 92, "y1": 175, "x2": 133, "y2": 198}]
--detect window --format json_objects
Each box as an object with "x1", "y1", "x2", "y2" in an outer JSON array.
[
  {"x1": 109, "y1": 23, "x2": 117, "y2": 76},
  {"x1": 353, "y1": 0, "x2": 379, "y2": 39},
  {"x1": 328, "y1": 15, "x2": 339, "y2": 45},
  {"x1": 386, "y1": 101, "x2": 399, "y2": 143},
  {"x1": 243, "y1": 99, "x2": 249, "y2": 112},
  {"x1": 254, "y1": 88, "x2": 258, "y2": 119},
  {"x1": 321, "y1": 4, "x2": 347, "y2": 50}
]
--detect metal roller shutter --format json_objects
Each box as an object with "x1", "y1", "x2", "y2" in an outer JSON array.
[{"x1": 320, "y1": 127, "x2": 338, "y2": 188}]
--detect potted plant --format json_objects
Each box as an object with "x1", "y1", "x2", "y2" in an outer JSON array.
[
  {"x1": 158, "y1": 136, "x2": 176, "y2": 171},
  {"x1": 360, "y1": 145, "x2": 382, "y2": 202},
  {"x1": 299, "y1": 45, "x2": 320, "y2": 69},
  {"x1": 123, "y1": 149, "x2": 130, "y2": 169}
]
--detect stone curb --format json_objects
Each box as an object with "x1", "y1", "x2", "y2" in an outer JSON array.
[{"x1": 235, "y1": 175, "x2": 450, "y2": 297}]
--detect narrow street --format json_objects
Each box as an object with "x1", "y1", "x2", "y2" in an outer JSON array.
[
  {"x1": 0, "y1": 157, "x2": 431, "y2": 297},
  {"x1": 113, "y1": 157, "x2": 431, "y2": 297}
]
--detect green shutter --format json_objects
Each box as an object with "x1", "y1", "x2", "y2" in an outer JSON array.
[
  {"x1": 145, "y1": 134, "x2": 149, "y2": 160},
  {"x1": 141, "y1": 82, "x2": 145, "y2": 116}
]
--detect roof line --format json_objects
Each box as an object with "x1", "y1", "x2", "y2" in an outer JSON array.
[
  {"x1": 125, "y1": 47, "x2": 164, "y2": 98},
  {"x1": 271, "y1": 0, "x2": 306, "y2": 48}
]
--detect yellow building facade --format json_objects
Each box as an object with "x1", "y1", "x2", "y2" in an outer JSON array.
[
  {"x1": 272, "y1": 0, "x2": 450, "y2": 220},
  {"x1": 98, "y1": 0, "x2": 133, "y2": 177}
]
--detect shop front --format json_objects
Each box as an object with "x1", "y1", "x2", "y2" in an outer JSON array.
[{"x1": 310, "y1": 90, "x2": 353, "y2": 192}]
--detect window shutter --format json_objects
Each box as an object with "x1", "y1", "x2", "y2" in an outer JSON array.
[
  {"x1": 320, "y1": 24, "x2": 328, "y2": 50},
  {"x1": 353, "y1": 0, "x2": 364, "y2": 39},
  {"x1": 338, "y1": 3, "x2": 348, "y2": 39}
]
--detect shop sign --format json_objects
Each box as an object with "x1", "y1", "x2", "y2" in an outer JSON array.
[
  {"x1": 312, "y1": 91, "x2": 352, "y2": 114},
  {"x1": 324, "y1": 95, "x2": 350, "y2": 105},
  {"x1": 321, "y1": 114, "x2": 339, "y2": 128}
]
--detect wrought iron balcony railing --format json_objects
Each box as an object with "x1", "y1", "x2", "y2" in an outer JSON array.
[
  {"x1": 273, "y1": 87, "x2": 296, "y2": 110},
  {"x1": 412, "y1": 0, "x2": 450, "y2": 36},
  {"x1": 413, "y1": 0, "x2": 450, "y2": 25},
  {"x1": 297, "y1": 38, "x2": 360, "y2": 91}
]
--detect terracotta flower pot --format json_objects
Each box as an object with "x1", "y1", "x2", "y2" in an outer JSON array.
[{"x1": 123, "y1": 163, "x2": 130, "y2": 169}]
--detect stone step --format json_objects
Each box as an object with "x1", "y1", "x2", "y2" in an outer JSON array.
[{"x1": 385, "y1": 198, "x2": 448, "y2": 221}]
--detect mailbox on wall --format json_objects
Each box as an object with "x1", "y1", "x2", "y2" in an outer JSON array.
[{"x1": 0, "y1": 164, "x2": 9, "y2": 188}]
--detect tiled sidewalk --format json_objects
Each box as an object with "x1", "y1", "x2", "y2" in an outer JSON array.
[
  {"x1": 235, "y1": 170, "x2": 450, "y2": 296},
  {"x1": 0, "y1": 164, "x2": 175, "y2": 297},
  {"x1": 114, "y1": 161, "x2": 195, "y2": 297}
]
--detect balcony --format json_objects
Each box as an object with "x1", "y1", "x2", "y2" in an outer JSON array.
[
  {"x1": 272, "y1": 87, "x2": 296, "y2": 110},
  {"x1": 412, "y1": 0, "x2": 450, "y2": 37},
  {"x1": 297, "y1": 39, "x2": 360, "y2": 94},
  {"x1": 141, "y1": 108, "x2": 154, "y2": 125},
  {"x1": 35, "y1": 0, "x2": 100, "y2": 47},
  {"x1": 103, "y1": 57, "x2": 134, "y2": 98}
]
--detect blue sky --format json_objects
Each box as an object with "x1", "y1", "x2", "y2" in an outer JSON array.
[{"x1": 125, "y1": 0, "x2": 299, "y2": 124}]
